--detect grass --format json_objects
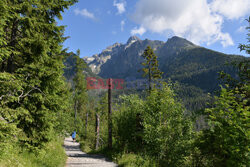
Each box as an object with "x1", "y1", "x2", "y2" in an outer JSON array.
[
  {"x1": 116, "y1": 153, "x2": 157, "y2": 167},
  {"x1": 0, "y1": 137, "x2": 67, "y2": 167},
  {"x1": 79, "y1": 140, "x2": 157, "y2": 167}
]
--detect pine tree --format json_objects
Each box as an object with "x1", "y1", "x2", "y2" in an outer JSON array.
[
  {"x1": 140, "y1": 46, "x2": 163, "y2": 91},
  {"x1": 73, "y1": 49, "x2": 88, "y2": 130},
  {"x1": 0, "y1": 0, "x2": 77, "y2": 148}
]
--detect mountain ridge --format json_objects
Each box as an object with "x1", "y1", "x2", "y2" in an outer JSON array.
[
  {"x1": 83, "y1": 36, "x2": 200, "y2": 74},
  {"x1": 83, "y1": 36, "x2": 246, "y2": 93}
]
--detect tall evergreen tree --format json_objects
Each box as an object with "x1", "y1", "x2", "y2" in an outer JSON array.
[
  {"x1": 0, "y1": 0, "x2": 77, "y2": 148},
  {"x1": 140, "y1": 46, "x2": 163, "y2": 91},
  {"x1": 72, "y1": 49, "x2": 87, "y2": 130}
]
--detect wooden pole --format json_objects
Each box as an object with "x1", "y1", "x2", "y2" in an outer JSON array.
[
  {"x1": 108, "y1": 78, "x2": 112, "y2": 149},
  {"x1": 95, "y1": 113, "x2": 100, "y2": 150}
]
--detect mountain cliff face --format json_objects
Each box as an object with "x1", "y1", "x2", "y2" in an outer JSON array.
[
  {"x1": 84, "y1": 36, "x2": 199, "y2": 80},
  {"x1": 84, "y1": 36, "x2": 165, "y2": 79},
  {"x1": 84, "y1": 42, "x2": 122, "y2": 74},
  {"x1": 84, "y1": 36, "x2": 246, "y2": 93}
]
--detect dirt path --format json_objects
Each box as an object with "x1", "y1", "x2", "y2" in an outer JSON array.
[{"x1": 64, "y1": 137, "x2": 117, "y2": 167}]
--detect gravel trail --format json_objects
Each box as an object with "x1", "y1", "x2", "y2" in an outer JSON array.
[{"x1": 64, "y1": 137, "x2": 117, "y2": 167}]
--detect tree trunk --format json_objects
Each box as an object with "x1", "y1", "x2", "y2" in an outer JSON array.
[
  {"x1": 95, "y1": 113, "x2": 100, "y2": 150},
  {"x1": 108, "y1": 78, "x2": 112, "y2": 149}
]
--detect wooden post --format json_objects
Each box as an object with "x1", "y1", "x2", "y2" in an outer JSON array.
[
  {"x1": 95, "y1": 113, "x2": 100, "y2": 150},
  {"x1": 108, "y1": 78, "x2": 112, "y2": 149}
]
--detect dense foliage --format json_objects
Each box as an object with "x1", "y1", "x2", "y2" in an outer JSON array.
[
  {"x1": 79, "y1": 83, "x2": 194, "y2": 166},
  {"x1": 197, "y1": 86, "x2": 249, "y2": 166},
  {"x1": 195, "y1": 18, "x2": 250, "y2": 167},
  {"x1": 72, "y1": 49, "x2": 88, "y2": 132},
  {"x1": 0, "y1": 0, "x2": 77, "y2": 165}
]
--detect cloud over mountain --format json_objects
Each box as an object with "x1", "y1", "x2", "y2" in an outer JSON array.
[
  {"x1": 131, "y1": 26, "x2": 146, "y2": 36},
  {"x1": 131, "y1": 0, "x2": 249, "y2": 47}
]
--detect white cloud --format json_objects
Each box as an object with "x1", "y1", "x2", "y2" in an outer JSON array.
[
  {"x1": 217, "y1": 33, "x2": 234, "y2": 47},
  {"x1": 210, "y1": 0, "x2": 250, "y2": 20},
  {"x1": 131, "y1": 0, "x2": 249, "y2": 47},
  {"x1": 113, "y1": 0, "x2": 126, "y2": 14},
  {"x1": 121, "y1": 20, "x2": 125, "y2": 31},
  {"x1": 237, "y1": 26, "x2": 247, "y2": 33},
  {"x1": 74, "y1": 8, "x2": 95, "y2": 20},
  {"x1": 131, "y1": 26, "x2": 146, "y2": 36}
]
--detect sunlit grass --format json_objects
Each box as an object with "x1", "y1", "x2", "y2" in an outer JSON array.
[{"x1": 0, "y1": 137, "x2": 66, "y2": 167}]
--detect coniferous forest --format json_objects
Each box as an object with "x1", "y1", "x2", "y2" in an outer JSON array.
[{"x1": 0, "y1": 0, "x2": 249, "y2": 167}]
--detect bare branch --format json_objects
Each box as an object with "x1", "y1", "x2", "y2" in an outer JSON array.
[
  {"x1": 17, "y1": 86, "x2": 45, "y2": 103},
  {"x1": 1, "y1": 86, "x2": 46, "y2": 104}
]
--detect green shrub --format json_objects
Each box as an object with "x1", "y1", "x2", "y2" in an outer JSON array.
[
  {"x1": 117, "y1": 153, "x2": 157, "y2": 167},
  {"x1": 143, "y1": 86, "x2": 194, "y2": 166},
  {"x1": 113, "y1": 94, "x2": 144, "y2": 152},
  {"x1": 197, "y1": 86, "x2": 249, "y2": 167}
]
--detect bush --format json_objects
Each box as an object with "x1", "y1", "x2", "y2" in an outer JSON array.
[
  {"x1": 142, "y1": 86, "x2": 194, "y2": 166},
  {"x1": 112, "y1": 84, "x2": 194, "y2": 166},
  {"x1": 114, "y1": 94, "x2": 144, "y2": 152},
  {"x1": 197, "y1": 86, "x2": 249, "y2": 167}
]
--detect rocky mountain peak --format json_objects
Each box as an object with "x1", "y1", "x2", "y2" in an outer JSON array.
[
  {"x1": 166, "y1": 36, "x2": 195, "y2": 48},
  {"x1": 125, "y1": 36, "x2": 141, "y2": 50},
  {"x1": 127, "y1": 36, "x2": 140, "y2": 44}
]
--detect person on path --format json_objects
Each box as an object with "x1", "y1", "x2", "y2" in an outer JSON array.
[{"x1": 71, "y1": 131, "x2": 76, "y2": 142}]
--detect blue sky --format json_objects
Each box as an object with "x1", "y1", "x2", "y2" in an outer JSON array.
[{"x1": 58, "y1": 0, "x2": 250, "y2": 58}]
